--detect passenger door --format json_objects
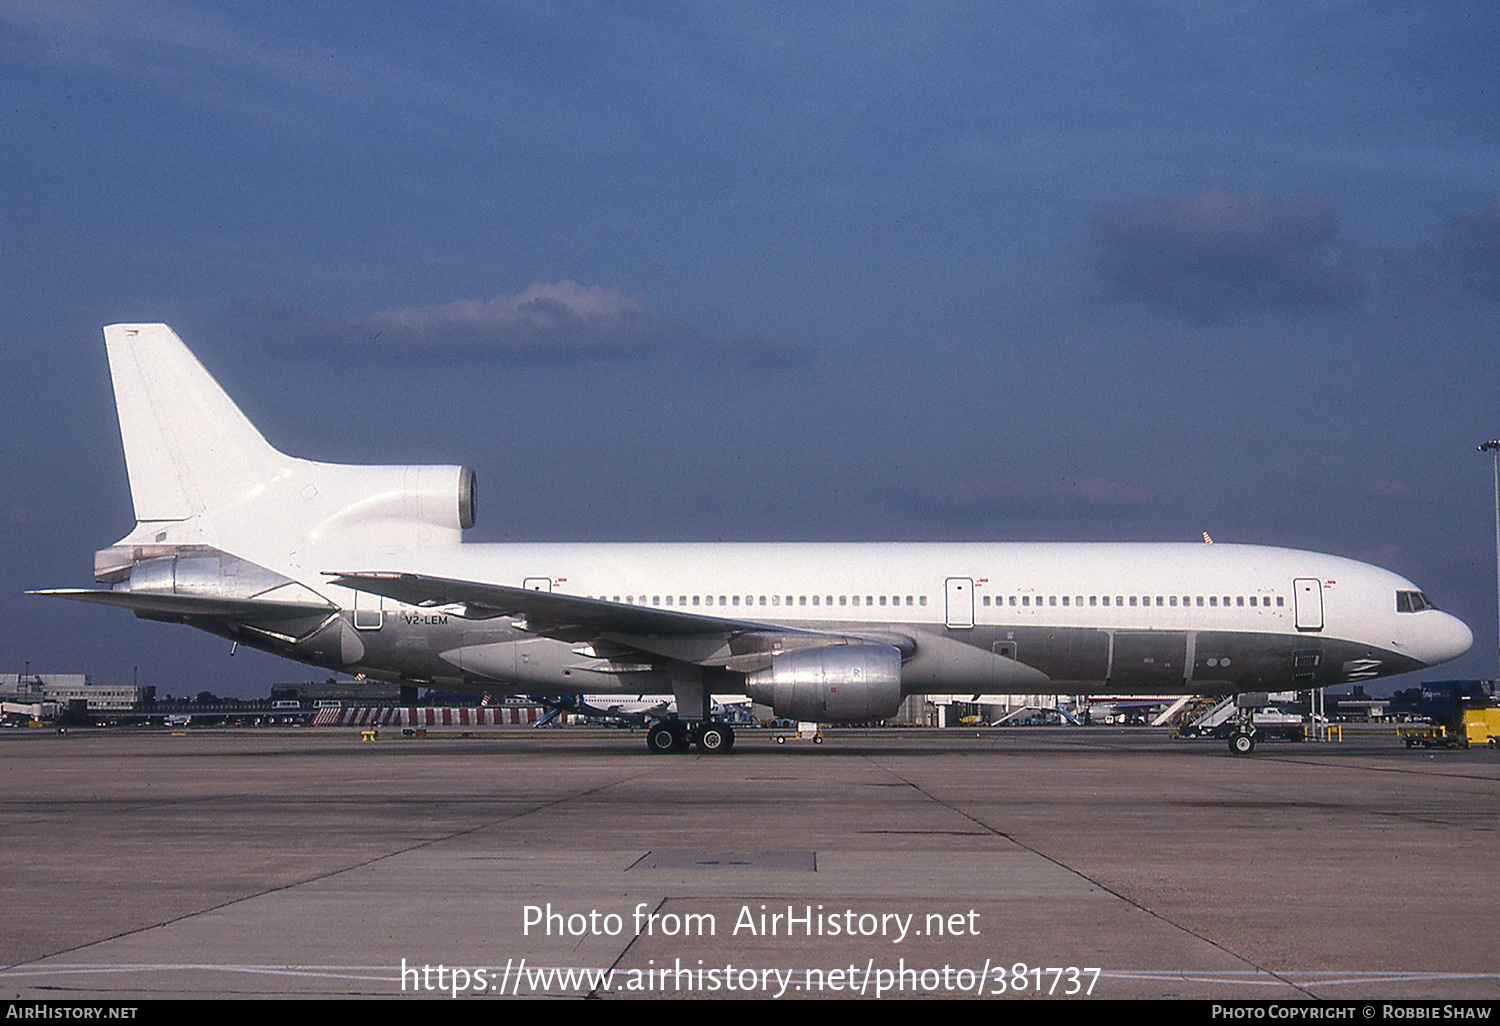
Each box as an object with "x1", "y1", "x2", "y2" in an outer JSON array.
[
  {"x1": 1293, "y1": 578, "x2": 1323, "y2": 632},
  {"x1": 945, "y1": 577, "x2": 975, "y2": 629}
]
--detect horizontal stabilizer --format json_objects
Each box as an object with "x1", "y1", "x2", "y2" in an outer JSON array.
[{"x1": 30, "y1": 589, "x2": 333, "y2": 620}]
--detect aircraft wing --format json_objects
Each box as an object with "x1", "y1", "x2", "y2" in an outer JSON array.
[
  {"x1": 329, "y1": 570, "x2": 913, "y2": 668},
  {"x1": 328, "y1": 571, "x2": 819, "y2": 638}
]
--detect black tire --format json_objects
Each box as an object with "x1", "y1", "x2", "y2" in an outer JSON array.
[
  {"x1": 697, "y1": 725, "x2": 729, "y2": 753},
  {"x1": 776, "y1": 736, "x2": 786, "y2": 745},
  {"x1": 1230, "y1": 731, "x2": 1256, "y2": 756},
  {"x1": 647, "y1": 724, "x2": 679, "y2": 754},
  {"x1": 722, "y1": 725, "x2": 736, "y2": 750}
]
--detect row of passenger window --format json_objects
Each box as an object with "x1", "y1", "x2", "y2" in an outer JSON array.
[
  {"x1": 587, "y1": 592, "x2": 1283, "y2": 612},
  {"x1": 594, "y1": 594, "x2": 929, "y2": 609},
  {"x1": 982, "y1": 594, "x2": 1283, "y2": 609}
]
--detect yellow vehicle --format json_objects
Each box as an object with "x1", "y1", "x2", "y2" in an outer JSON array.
[
  {"x1": 775, "y1": 722, "x2": 824, "y2": 745},
  {"x1": 1464, "y1": 706, "x2": 1500, "y2": 748},
  {"x1": 1399, "y1": 707, "x2": 1500, "y2": 749},
  {"x1": 1399, "y1": 724, "x2": 1461, "y2": 749}
]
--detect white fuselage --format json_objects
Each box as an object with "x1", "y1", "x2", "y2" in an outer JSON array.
[{"x1": 319, "y1": 540, "x2": 1471, "y2": 696}]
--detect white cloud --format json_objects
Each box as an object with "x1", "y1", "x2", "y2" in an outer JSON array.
[
  {"x1": 239, "y1": 281, "x2": 812, "y2": 367},
  {"x1": 357, "y1": 281, "x2": 661, "y2": 354}
]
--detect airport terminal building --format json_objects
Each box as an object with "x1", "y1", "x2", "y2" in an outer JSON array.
[{"x1": 1, "y1": 673, "x2": 153, "y2": 712}]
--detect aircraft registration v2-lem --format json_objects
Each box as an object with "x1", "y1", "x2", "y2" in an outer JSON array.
[{"x1": 34, "y1": 325, "x2": 1473, "y2": 754}]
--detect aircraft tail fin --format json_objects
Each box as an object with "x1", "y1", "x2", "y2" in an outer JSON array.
[
  {"x1": 104, "y1": 323, "x2": 282, "y2": 524},
  {"x1": 99, "y1": 324, "x2": 475, "y2": 564}
]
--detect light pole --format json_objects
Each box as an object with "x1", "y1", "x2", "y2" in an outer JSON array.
[{"x1": 1480, "y1": 440, "x2": 1500, "y2": 688}]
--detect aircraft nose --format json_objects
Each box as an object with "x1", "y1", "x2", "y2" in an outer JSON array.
[{"x1": 1411, "y1": 613, "x2": 1473, "y2": 667}]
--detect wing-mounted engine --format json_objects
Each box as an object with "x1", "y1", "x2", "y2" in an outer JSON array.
[{"x1": 744, "y1": 644, "x2": 903, "y2": 722}]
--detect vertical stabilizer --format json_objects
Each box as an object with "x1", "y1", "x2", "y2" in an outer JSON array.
[
  {"x1": 106, "y1": 324, "x2": 286, "y2": 525},
  {"x1": 101, "y1": 324, "x2": 473, "y2": 565},
  {"x1": 104, "y1": 323, "x2": 282, "y2": 524}
]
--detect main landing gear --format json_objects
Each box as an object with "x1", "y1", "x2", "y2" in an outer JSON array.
[{"x1": 645, "y1": 720, "x2": 736, "y2": 754}]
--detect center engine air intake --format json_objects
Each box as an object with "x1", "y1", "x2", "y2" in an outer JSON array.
[{"x1": 744, "y1": 644, "x2": 903, "y2": 723}]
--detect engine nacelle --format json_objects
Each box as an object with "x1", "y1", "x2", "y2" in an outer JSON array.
[
  {"x1": 744, "y1": 644, "x2": 903, "y2": 723},
  {"x1": 316, "y1": 463, "x2": 477, "y2": 532},
  {"x1": 279, "y1": 462, "x2": 477, "y2": 550}
]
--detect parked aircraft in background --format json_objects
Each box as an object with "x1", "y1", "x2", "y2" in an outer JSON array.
[
  {"x1": 34, "y1": 325, "x2": 1472, "y2": 754},
  {"x1": 534, "y1": 694, "x2": 751, "y2": 729}
]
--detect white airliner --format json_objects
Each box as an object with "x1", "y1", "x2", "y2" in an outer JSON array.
[
  {"x1": 535, "y1": 694, "x2": 751, "y2": 728},
  {"x1": 35, "y1": 325, "x2": 1473, "y2": 754}
]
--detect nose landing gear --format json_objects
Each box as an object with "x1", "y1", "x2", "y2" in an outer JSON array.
[{"x1": 1227, "y1": 705, "x2": 1258, "y2": 755}]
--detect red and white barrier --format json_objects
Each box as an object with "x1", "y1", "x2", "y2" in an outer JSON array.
[{"x1": 309, "y1": 706, "x2": 554, "y2": 727}]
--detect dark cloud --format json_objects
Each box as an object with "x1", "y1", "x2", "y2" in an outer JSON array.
[
  {"x1": 889, "y1": 477, "x2": 1155, "y2": 523},
  {"x1": 1441, "y1": 203, "x2": 1500, "y2": 301},
  {"x1": 1090, "y1": 190, "x2": 1364, "y2": 321}
]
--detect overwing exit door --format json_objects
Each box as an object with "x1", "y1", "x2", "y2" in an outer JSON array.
[{"x1": 353, "y1": 590, "x2": 384, "y2": 630}]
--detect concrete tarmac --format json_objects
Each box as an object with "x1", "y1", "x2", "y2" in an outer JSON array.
[{"x1": 2, "y1": 727, "x2": 1497, "y2": 1000}]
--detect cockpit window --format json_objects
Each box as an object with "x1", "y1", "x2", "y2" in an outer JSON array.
[{"x1": 1396, "y1": 590, "x2": 1437, "y2": 613}]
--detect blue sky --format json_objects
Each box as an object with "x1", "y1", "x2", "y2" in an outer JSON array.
[{"x1": 2, "y1": 1, "x2": 1498, "y2": 696}]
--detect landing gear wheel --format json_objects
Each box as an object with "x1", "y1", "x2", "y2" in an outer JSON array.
[
  {"x1": 647, "y1": 723, "x2": 682, "y2": 754},
  {"x1": 1229, "y1": 730, "x2": 1256, "y2": 756},
  {"x1": 696, "y1": 724, "x2": 730, "y2": 753}
]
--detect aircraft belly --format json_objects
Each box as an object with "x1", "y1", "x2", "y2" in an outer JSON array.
[
  {"x1": 1016, "y1": 626, "x2": 1110, "y2": 682},
  {"x1": 444, "y1": 633, "x2": 660, "y2": 694},
  {"x1": 1190, "y1": 632, "x2": 1423, "y2": 689},
  {"x1": 902, "y1": 628, "x2": 1050, "y2": 692},
  {"x1": 934, "y1": 627, "x2": 1423, "y2": 693},
  {"x1": 1108, "y1": 631, "x2": 1188, "y2": 688}
]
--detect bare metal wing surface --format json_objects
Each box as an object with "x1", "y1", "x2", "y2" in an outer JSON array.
[
  {"x1": 326, "y1": 570, "x2": 812, "y2": 635},
  {"x1": 327, "y1": 570, "x2": 915, "y2": 670}
]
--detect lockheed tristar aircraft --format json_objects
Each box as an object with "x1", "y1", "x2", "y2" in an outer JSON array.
[{"x1": 35, "y1": 325, "x2": 1473, "y2": 754}]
